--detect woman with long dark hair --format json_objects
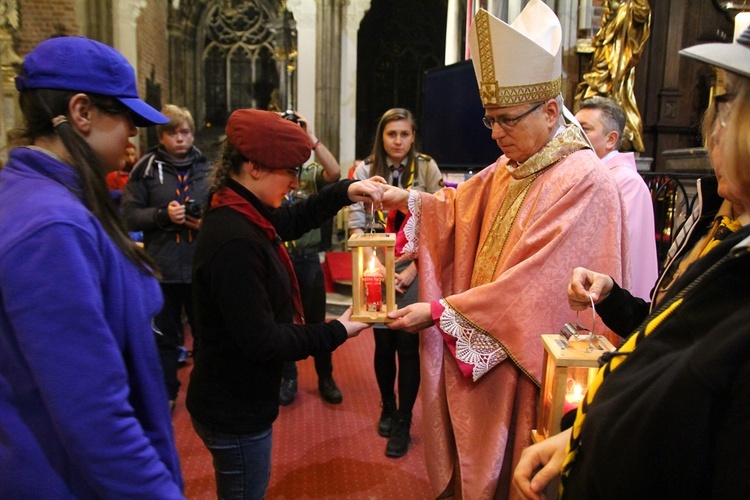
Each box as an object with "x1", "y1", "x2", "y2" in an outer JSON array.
[{"x1": 0, "y1": 37, "x2": 183, "y2": 497}]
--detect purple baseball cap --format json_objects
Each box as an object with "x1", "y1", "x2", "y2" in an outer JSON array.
[{"x1": 15, "y1": 36, "x2": 168, "y2": 127}]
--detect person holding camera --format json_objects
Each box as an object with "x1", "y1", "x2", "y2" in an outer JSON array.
[
  {"x1": 278, "y1": 110, "x2": 345, "y2": 406},
  {"x1": 122, "y1": 104, "x2": 212, "y2": 410}
]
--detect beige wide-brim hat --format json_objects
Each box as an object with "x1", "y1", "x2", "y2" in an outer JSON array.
[
  {"x1": 680, "y1": 26, "x2": 750, "y2": 79},
  {"x1": 468, "y1": 0, "x2": 562, "y2": 108}
]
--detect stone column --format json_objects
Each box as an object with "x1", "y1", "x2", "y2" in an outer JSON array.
[
  {"x1": 85, "y1": 0, "x2": 114, "y2": 46},
  {"x1": 339, "y1": 0, "x2": 370, "y2": 167},
  {"x1": 288, "y1": 0, "x2": 316, "y2": 129},
  {"x1": 445, "y1": 0, "x2": 462, "y2": 65},
  {"x1": 112, "y1": 0, "x2": 147, "y2": 151},
  {"x1": 313, "y1": 0, "x2": 343, "y2": 160}
]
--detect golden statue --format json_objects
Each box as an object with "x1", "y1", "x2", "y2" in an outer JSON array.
[{"x1": 575, "y1": 0, "x2": 651, "y2": 152}]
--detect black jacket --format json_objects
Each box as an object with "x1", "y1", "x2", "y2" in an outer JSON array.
[
  {"x1": 597, "y1": 176, "x2": 724, "y2": 336},
  {"x1": 122, "y1": 145, "x2": 212, "y2": 283},
  {"x1": 186, "y1": 178, "x2": 354, "y2": 434},
  {"x1": 562, "y1": 224, "x2": 750, "y2": 499}
]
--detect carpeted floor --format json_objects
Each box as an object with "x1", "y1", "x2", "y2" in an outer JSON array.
[{"x1": 173, "y1": 328, "x2": 432, "y2": 499}]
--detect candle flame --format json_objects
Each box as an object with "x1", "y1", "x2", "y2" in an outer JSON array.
[
  {"x1": 368, "y1": 254, "x2": 377, "y2": 272},
  {"x1": 573, "y1": 383, "x2": 582, "y2": 400}
]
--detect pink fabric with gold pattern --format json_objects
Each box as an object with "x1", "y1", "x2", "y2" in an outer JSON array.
[{"x1": 407, "y1": 147, "x2": 629, "y2": 498}]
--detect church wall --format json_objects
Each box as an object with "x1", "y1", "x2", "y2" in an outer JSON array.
[
  {"x1": 135, "y1": 0, "x2": 169, "y2": 106},
  {"x1": 17, "y1": 1, "x2": 80, "y2": 55}
]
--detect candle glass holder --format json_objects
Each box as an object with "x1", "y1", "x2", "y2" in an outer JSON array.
[
  {"x1": 348, "y1": 232, "x2": 396, "y2": 323},
  {"x1": 532, "y1": 333, "x2": 615, "y2": 443}
]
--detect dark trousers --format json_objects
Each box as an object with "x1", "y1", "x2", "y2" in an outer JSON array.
[
  {"x1": 282, "y1": 252, "x2": 333, "y2": 380},
  {"x1": 154, "y1": 282, "x2": 195, "y2": 400},
  {"x1": 373, "y1": 328, "x2": 420, "y2": 416}
]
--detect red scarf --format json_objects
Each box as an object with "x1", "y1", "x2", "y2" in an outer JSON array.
[{"x1": 210, "y1": 186, "x2": 304, "y2": 324}]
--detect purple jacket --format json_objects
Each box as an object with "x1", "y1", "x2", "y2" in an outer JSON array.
[{"x1": 0, "y1": 147, "x2": 183, "y2": 498}]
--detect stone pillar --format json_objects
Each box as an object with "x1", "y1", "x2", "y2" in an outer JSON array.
[
  {"x1": 167, "y1": 18, "x2": 185, "y2": 106},
  {"x1": 112, "y1": 0, "x2": 147, "y2": 151},
  {"x1": 339, "y1": 0, "x2": 370, "y2": 167},
  {"x1": 556, "y1": 0, "x2": 580, "y2": 106},
  {"x1": 445, "y1": 0, "x2": 462, "y2": 65},
  {"x1": 313, "y1": 0, "x2": 343, "y2": 160},
  {"x1": 113, "y1": 0, "x2": 146, "y2": 71},
  {"x1": 86, "y1": 0, "x2": 114, "y2": 46},
  {"x1": 288, "y1": 0, "x2": 316, "y2": 129}
]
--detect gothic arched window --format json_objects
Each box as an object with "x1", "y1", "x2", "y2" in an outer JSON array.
[{"x1": 202, "y1": 2, "x2": 278, "y2": 128}]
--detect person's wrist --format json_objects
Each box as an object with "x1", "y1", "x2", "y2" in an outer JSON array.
[{"x1": 312, "y1": 139, "x2": 321, "y2": 149}]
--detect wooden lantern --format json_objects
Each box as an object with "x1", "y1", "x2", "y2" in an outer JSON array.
[
  {"x1": 348, "y1": 232, "x2": 396, "y2": 323},
  {"x1": 532, "y1": 333, "x2": 616, "y2": 443}
]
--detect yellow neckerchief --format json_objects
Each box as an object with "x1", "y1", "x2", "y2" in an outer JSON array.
[
  {"x1": 374, "y1": 156, "x2": 416, "y2": 226},
  {"x1": 559, "y1": 297, "x2": 684, "y2": 494},
  {"x1": 699, "y1": 215, "x2": 742, "y2": 257},
  {"x1": 654, "y1": 204, "x2": 741, "y2": 305},
  {"x1": 470, "y1": 125, "x2": 590, "y2": 287},
  {"x1": 559, "y1": 218, "x2": 745, "y2": 492}
]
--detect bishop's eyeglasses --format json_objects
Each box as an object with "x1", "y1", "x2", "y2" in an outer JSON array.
[{"x1": 482, "y1": 101, "x2": 546, "y2": 131}]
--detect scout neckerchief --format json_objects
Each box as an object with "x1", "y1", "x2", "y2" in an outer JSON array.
[
  {"x1": 374, "y1": 157, "x2": 416, "y2": 229},
  {"x1": 470, "y1": 125, "x2": 590, "y2": 287},
  {"x1": 175, "y1": 168, "x2": 196, "y2": 243},
  {"x1": 559, "y1": 228, "x2": 744, "y2": 494},
  {"x1": 210, "y1": 185, "x2": 304, "y2": 324},
  {"x1": 654, "y1": 213, "x2": 741, "y2": 305}
]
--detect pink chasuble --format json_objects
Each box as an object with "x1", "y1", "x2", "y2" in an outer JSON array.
[{"x1": 402, "y1": 130, "x2": 629, "y2": 499}]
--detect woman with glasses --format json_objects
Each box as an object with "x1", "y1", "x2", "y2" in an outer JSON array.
[
  {"x1": 0, "y1": 37, "x2": 183, "y2": 497},
  {"x1": 349, "y1": 108, "x2": 443, "y2": 458},
  {"x1": 187, "y1": 109, "x2": 385, "y2": 499},
  {"x1": 513, "y1": 28, "x2": 750, "y2": 499}
]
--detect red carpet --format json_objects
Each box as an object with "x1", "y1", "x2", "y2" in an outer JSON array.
[{"x1": 173, "y1": 329, "x2": 431, "y2": 499}]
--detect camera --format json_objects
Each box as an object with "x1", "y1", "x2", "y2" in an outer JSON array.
[
  {"x1": 185, "y1": 200, "x2": 202, "y2": 218},
  {"x1": 280, "y1": 110, "x2": 299, "y2": 123}
]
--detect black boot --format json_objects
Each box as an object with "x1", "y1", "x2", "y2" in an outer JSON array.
[
  {"x1": 279, "y1": 378, "x2": 297, "y2": 406},
  {"x1": 385, "y1": 412, "x2": 411, "y2": 458},
  {"x1": 318, "y1": 377, "x2": 343, "y2": 404},
  {"x1": 378, "y1": 399, "x2": 397, "y2": 437}
]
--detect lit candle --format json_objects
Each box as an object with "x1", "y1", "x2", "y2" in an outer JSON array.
[
  {"x1": 563, "y1": 382, "x2": 585, "y2": 414},
  {"x1": 736, "y1": 12, "x2": 750, "y2": 42},
  {"x1": 363, "y1": 255, "x2": 383, "y2": 312}
]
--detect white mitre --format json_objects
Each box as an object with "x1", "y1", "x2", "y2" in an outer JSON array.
[{"x1": 468, "y1": 0, "x2": 562, "y2": 108}]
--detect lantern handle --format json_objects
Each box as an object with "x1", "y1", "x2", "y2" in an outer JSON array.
[
  {"x1": 560, "y1": 294, "x2": 597, "y2": 351},
  {"x1": 585, "y1": 293, "x2": 596, "y2": 352},
  {"x1": 365, "y1": 200, "x2": 376, "y2": 235}
]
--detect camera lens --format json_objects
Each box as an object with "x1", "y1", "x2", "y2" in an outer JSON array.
[
  {"x1": 185, "y1": 200, "x2": 201, "y2": 218},
  {"x1": 282, "y1": 110, "x2": 298, "y2": 123}
]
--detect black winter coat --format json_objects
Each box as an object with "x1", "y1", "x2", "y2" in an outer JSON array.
[
  {"x1": 122, "y1": 145, "x2": 212, "y2": 283},
  {"x1": 186, "y1": 178, "x2": 354, "y2": 434},
  {"x1": 562, "y1": 224, "x2": 750, "y2": 499}
]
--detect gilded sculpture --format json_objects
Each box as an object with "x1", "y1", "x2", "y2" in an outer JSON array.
[{"x1": 575, "y1": 0, "x2": 651, "y2": 152}]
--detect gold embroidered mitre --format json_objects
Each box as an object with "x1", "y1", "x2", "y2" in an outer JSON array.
[{"x1": 468, "y1": 0, "x2": 563, "y2": 107}]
